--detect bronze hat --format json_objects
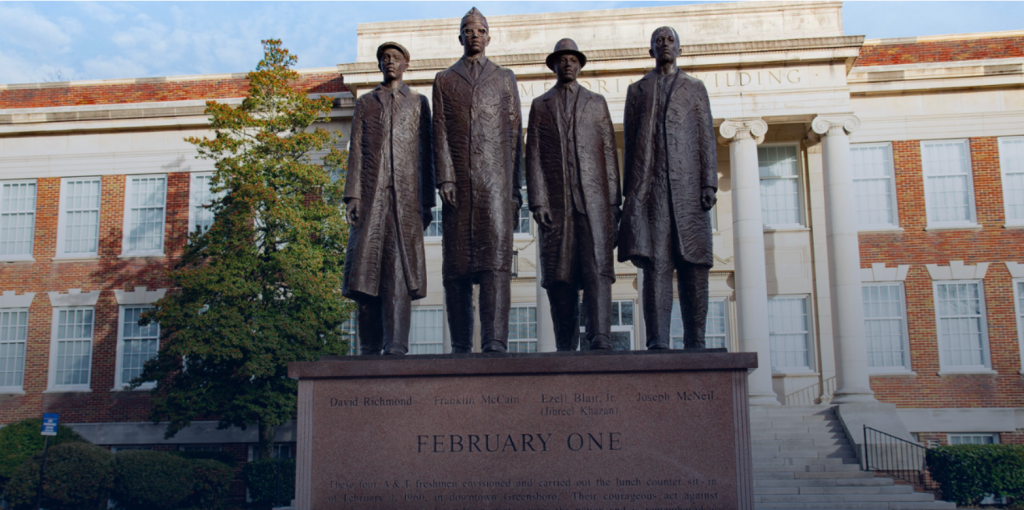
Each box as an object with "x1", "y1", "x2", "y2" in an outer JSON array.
[
  {"x1": 376, "y1": 41, "x2": 410, "y2": 63},
  {"x1": 545, "y1": 38, "x2": 587, "y2": 71},
  {"x1": 460, "y1": 7, "x2": 489, "y2": 31}
]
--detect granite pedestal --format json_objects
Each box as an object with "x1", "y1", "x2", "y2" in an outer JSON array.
[{"x1": 289, "y1": 350, "x2": 757, "y2": 510}]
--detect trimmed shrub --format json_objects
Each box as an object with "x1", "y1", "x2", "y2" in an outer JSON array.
[
  {"x1": 0, "y1": 418, "x2": 85, "y2": 491},
  {"x1": 3, "y1": 442, "x2": 113, "y2": 510},
  {"x1": 169, "y1": 449, "x2": 238, "y2": 469},
  {"x1": 111, "y1": 450, "x2": 193, "y2": 510},
  {"x1": 927, "y1": 444, "x2": 1024, "y2": 506},
  {"x1": 186, "y1": 459, "x2": 235, "y2": 510},
  {"x1": 243, "y1": 458, "x2": 295, "y2": 509}
]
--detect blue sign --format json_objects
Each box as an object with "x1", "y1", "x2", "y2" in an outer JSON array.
[{"x1": 41, "y1": 413, "x2": 59, "y2": 436}]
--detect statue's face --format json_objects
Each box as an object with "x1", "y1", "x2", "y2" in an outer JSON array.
[
  {"x1": 378, "y1": 48, "x2": 409, "y2": 83},
  {"x1": 459, "y1": 21, "x2": 490, "y2": 56},
  {"x1": 649, "y1": 28, "x2": 680, "y2": 64},
  {"x1": 555, "y1": 54, "x2": 580, "y2": 84}
]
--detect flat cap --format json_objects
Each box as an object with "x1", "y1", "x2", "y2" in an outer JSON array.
[{"x1": 376, "y1": 41, "x2": 410, "y2": 62}]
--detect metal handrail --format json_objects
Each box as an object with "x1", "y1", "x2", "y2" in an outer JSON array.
[
  {"x1": 863, "y1": 425, "x2": 941, "y2": 496},
  {"x1": 783, "y1": 376, "x2": 836, "y2": 406}
]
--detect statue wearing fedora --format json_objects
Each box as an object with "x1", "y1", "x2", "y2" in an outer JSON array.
[
  {"x1": 343, "y1": 41, "x2": 435, "y2": 355},
  {"x1": 526, "y1": 38, "x2": 621, "y2": 351},
  {"x1": 619, "y1": 27, "x2": 718, "y2": 350},
  {"x1": 432, "y1": 7, "x2": 523, "y2": 353}
]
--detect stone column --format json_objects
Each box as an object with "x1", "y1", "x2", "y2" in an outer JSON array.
[
  {"x1": 811, "y1": 114, "x2": 876, "y2": 403},
  {"x1": 718, "y1": 118, "x2": 779, "y2": 406},
  {"x1": 535, "y1": 241, "x2": 557, "y2": 352}
]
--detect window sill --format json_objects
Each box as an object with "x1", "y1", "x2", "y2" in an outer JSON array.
[
  {"x1": 0, "y1": 389, "x2": 25, "y2": 395},
  {"x1": 44, "y1": 388, "x2": 92, "y2": 394},
  {"x1": 937, "y1": 368, "x2": 997, "y2": 377},
  {"x1": 118, "y1": 253, "x2": 166, "y2": 260},
  {"x1": 925, "y1": 224, "x2": 983, "y2": 232},
  {"x1": 771, "y1": 370, "x2": 818, "y2": 377},
  {"x1": 858, "y1": 227, "x2": 904, "y2": 234},
  {"x1": 869, "y1": 369, "x2": 917, "y2": 377},
  {"x1": 52, "y1": 255, "x2": 100, "y2": 263},
  {"x1": 513, "y1": 233, "x2": 534, "y2": 240},
  {"x1": 764, "y1": 226, "x2": 810, "y2": 233},
  {"x1": 0, "y1": 256, "x2": 35, "y2": 263},
  {"x1": 424, "y1": 237, "x2": 442, "y2": 245},
  {"x1": 1004, "y1": 223, "x2": 1024, "y2": 230},
  {"x1": 112, "y1": 384, "x2": 155, "y2": 392}
]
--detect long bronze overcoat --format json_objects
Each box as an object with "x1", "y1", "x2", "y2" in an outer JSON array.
[
  {"x1": 342, "y1": 83, "x2": 434, "y2": 300},
  {"x1": 618, "y1": 70, "x2": 718, "y2": 267},
  {"x1": 432, "y1": 58, "x2": 523, "y2": 280},
  {"x1": 525, "y1": 86, "x2": 621, "y2": 288}
]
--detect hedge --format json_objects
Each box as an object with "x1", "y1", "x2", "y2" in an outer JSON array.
[
  {"x1": 186, "y1": 458, "x2": 235, "y2": 510},
  {"x1": 169, "y1": 449, "x2": 238, "y2": 469},
  {"x1": 0, "y1": 418, "x2": 85, "y2": 492},
  {"x1": 927, "y1": 444, "x2": 1024, "y2": 506},
  {"x1": 243, "y1": 458, "x2": 296, "y2": 509},
  {"x1": 111, "y1": 450, "x2": 194, "y2": 510},
  {"x1": 3, "y1": 442, "x2": 113, "y2": 510}
]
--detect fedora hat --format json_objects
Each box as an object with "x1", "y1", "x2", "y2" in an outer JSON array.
[
  {"x1": 376, "y1": 41, "x2": 410, "y2": 63},
  {"x1": 545, "y1": 38, "x2": 587, "y2": 71}
]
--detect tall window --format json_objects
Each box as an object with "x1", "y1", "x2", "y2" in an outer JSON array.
[
  {"x1": 0, "y1": 180, "x2": 37, "y2": 259},
  {"x1": 508, "y1": 305, "x2": 537, "y2": 353},
  {"x1": 56, "y1": 178, "x2": 101, "y2": 257},
  {"x1": 0, "y1": 309, "x2": 28, "y2": 392},
  {"x1": 116, "y1": 306, "x2": 159, "y2": 388},
  {"x1": 671, "y1": 298, "x2": 728, "y2": 350},
  {"x1": 409, "y1": 307, "x2": 443, "y2": 354},
  {"x1": 863, "y1": 283, "x2": 910, "y2": 370},
  {"x1": 709, "y1": 204, "x2": 718, "y2": 232},
  {"x1": 425, "y1": 192, "x2": 442, "y2": 238},
  {"x1": 768, "y1": 296, "x2": 811, "y2": 370},
  {"x1": 851, "y1": 143, "x2": 898, "y2": 229},
  {"x1": 922, "y1": 140, "x2": 976, "y2": 227},
  {"x1": 189, "y1": 173, "x2": 222, "y2": 236},
  {"x1": 934, "y1": 281, "x2": 989, "y2": 370},
  {"x1": 123, "y1": 175, "x2": 167, "y2": 255},
  {"x1": 513, "y1": 191, "x2": 531, "y2": 235},
  {"x1": 50, "y1": 308, "x2": 94, "y2": 389},
  {"x1": 758, "y1": 145, "x2": 802, "y2": 228},
  {"x1": 1016, "y1": 280, "x2": 1024, "y2": 370},
  {"x1": 999, "y1": 136, "x2": 1024, "y2": 225}
]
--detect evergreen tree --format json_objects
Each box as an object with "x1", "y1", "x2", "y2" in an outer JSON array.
[{"x1": 134, "y1": 40, "x2": 352, "y2": 459}]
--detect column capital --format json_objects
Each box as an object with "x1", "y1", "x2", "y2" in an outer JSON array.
[
  {"x1": 718, "y1": 118, "x2": 767, "y2": 145},
  {"x1": 811, "y1": 113, "x2": 860, "y2": 137}
]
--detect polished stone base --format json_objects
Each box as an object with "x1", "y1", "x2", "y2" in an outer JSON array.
[{"x1": 289, "y1": 350, "x2": 757, "y2": 510}]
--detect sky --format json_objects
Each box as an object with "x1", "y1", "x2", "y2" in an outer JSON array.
[{"x1": 1, "y1": 1, "x2": 1022, "y2": 85}]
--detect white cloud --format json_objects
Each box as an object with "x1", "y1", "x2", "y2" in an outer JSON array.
[
  {"x1": 0, "y1": 4, "x2": 74, "y2": 54},
  {"x1": 0, "y1": 49, "x2": 69, "y2": 84},
  {"x1": 78, "y1": 2, "x2": 125, "y2": 24},
  {"x1": 81, "y1": 56, "x2": 148, "y2": 81}
]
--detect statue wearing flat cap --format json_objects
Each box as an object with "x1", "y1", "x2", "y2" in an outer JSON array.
[
  {"x1": 526, "y1": 39, "x2": 621, "y2": 351},
  {"x1": 343, "y1": 41, "x2": 435, "y2": 355},
  {"x1": 432, "y1": 7, "x2": 523, "y2": 353},
  {"x1": 619, "y1": 27, "x2": 718, "y2": 350}
]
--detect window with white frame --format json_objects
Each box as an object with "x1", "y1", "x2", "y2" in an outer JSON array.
[
  {"x1": 340, "y1": 315, "x2": 357, "y2": 356},
  {"x1": 1016, "y1": 279, "x2": 1024, "y2": 370},
  {"x1": 123, "y1": 175, "x2": 167, "y2": 255},
  {"x1": 768, "y1": 295, "x2": 811, "y2": 370},
  {"x1": 189, "y1": 173, "x2": 222, "y2": 236},
  {"x1": 0, "y1": 180, "x2": 37, "y2": 259},
  {"x1": 409, "y1": 307, "x2": 443, "y2": 354},
  {"x1": 425, "y1": 192, "x2": 443, "y2": 238},
  {"x1": 948, "y1": 434, "x2": 997, "y2": 445},
  {"x1": 116, "y1": 306, "x2": 159, "y2": 389},
  {"x1": 580, "y1": 298, "x2": 635, "y2": 350},
  {"x1": 508, "y1": 305, "x2": 537, "y2": 353},
  {"x1": 671, "y1": 298, "x2": 728, "y2": 350},
  {"x1": 56, "y1": 177, "x2": 102, "y2": 257},
  {"x1": 863, "y1": 283, "x2": 910, "y2": 371},
  {"x1": 50, "y1": 308, "x2": 94, "y2": 389},
  {"x1": 0, "y1": 309, "x2": 28, "y2": 392},
  {"x1": 513, "y1": 191, "x2": 531, "y2": 235},
  {"x1": 851, "y1": 143, "x2": 899, "y2": 229},
  {"x1": 999, "y1": 137, "x2": 1024, "y2": 225},
  {"x1": 922, "y1": 140, "x2": 977, "y2": 227},
  {"x1": 934, "y1": 281, "x2": 990, "y2": 370},
  {"x1": 709, "y1": 204, "x2": 718, "y2": 232},
  {"x1": 758, "y1": 145, "x2": 803, "y2": 228}
]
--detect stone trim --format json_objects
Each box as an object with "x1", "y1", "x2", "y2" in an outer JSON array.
[
  {"x1": 925, "y1": 260, "x2": 989, "y2": 280},
  {"x1": 47, "y1": 289, "x2": 101, "y2": 307},
  {"x1": 860, "y1": 263, "x2": 910, "y2": 282},
  {"x1": 896, "y1": 407, "x2": 1024, "y2": 433},
  {"x1": 718, "y1": 118, "x2": 767, "y2": 145},
  {"x1": 0, "y1": 291, "x2": 36, "y2": 308},
  {"x1": 114, "y1": 287, "x2": 167, "y2": 306},
  {"x1": 1005, "y1": 261, "x2": 1024, "y2": 278}
]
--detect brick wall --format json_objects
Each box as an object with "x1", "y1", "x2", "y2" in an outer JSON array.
[
  {"x1": 861, "y1": 137, "x2": 1024, "y2": 408},
  {"x1": 0, "y1": 73, "x2": 346, "y2": 109},
  {"x1": 857, "y1": 36, "x2": 1024, "y2": 67}
]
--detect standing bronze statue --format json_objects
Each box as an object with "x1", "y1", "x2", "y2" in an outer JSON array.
[
  {"x1": 619, "y1": 27, "x2": 718, "y2": 349},
  {"x1": 342, "y1": 42, "x2": 435, "y2": 355},
  {"x1": 433, "y1": 7, "x2": 523, "y2": 353},
  {"x1": 526, "y1": 39, "x2": 621, "y2": 351}
]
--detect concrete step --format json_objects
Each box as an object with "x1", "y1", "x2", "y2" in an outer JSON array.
[
  {"x1": 754, "y1": 444, "x2": 854, "y2": 454},
  {"x1": 754, "y1": 464, "x2": 863, "y2": 473},
  {"x1": 755, "y1": 503, "x2": 954, "y2": 510},
  {"x1": 793, "y1": 486, "x2": 916, "y2": 495},
  {"x1": 754, "y1": 457, "x2": 860, "y2": 467}
]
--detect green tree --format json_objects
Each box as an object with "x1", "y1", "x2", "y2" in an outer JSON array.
[{"x1": 134, "y1": 39, "x2": 352, "y2": 460}]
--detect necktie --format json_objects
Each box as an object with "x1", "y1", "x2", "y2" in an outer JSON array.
[{"x1": 470, "y1": 61, "x2": 480, "y2": 80}]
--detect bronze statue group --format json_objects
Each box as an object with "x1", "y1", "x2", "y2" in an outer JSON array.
[{"x1": 343, "y1": 8, "x2": 717, "y2": 356}]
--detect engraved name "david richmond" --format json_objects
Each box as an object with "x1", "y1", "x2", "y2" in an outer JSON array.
[{"x1": 329, "y1": 396, "x2": 412, "y2": 407}]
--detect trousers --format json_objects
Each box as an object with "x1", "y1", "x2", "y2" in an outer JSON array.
[
  {"x1": 357, "y1": 191, "x2": 412, "y2": 355},
  {"x1": 445, "y1": 270, "x2": 511, "y2": 353},
  {"x1": 546, "y1": 211, "x2": 613, "y2": 351}
]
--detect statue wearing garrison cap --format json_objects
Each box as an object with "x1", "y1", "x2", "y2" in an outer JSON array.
[
  {"x1": 343, "y1": 41, "x2": 435, "y2": 355},
  {"x1": 433, "y1": 7, "x2": 523, "y2": 353},
  {"x1": 526, "y1": 39, "x2": 621, "y2": 351},
  {"x1": 619, "y1": 27, "x2": 718, "y2": 350}
]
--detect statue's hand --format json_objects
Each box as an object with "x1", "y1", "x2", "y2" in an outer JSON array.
[
  {"x1": 346, "y1": 199, "x2": 361, "y2": 227},
  {"x1": 439, "y1": 182, "x2": 457, "y2": 208},
  {"x1": 533, "y1": 206, "x2": 554, "y2": 230},
  {"x1": 700, "y1": 187, "x2": 717, "y2": 211}
]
